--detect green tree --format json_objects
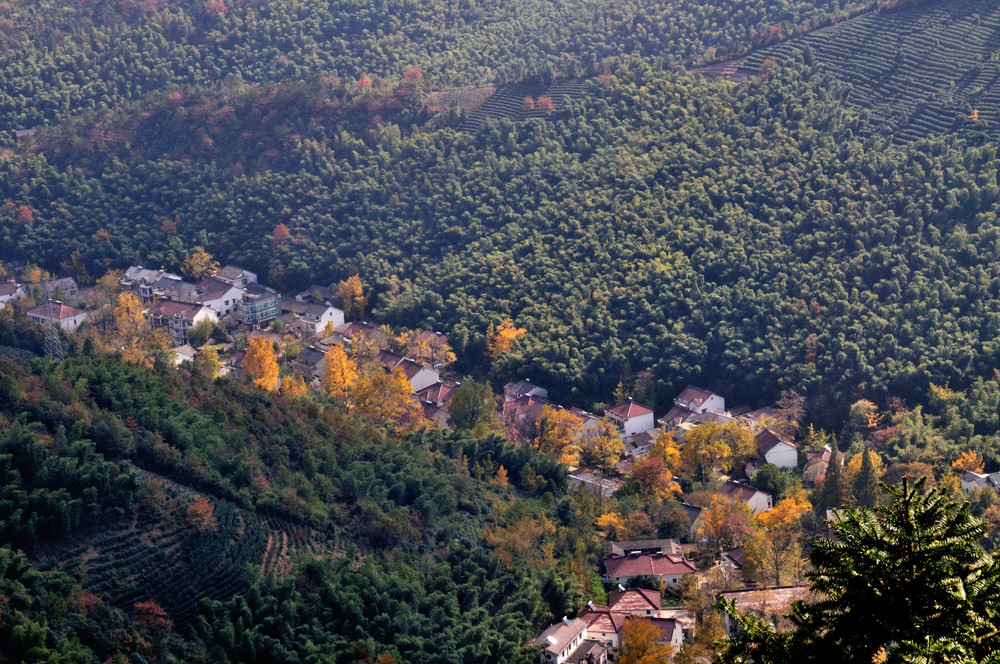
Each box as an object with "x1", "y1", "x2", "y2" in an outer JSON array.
[
  {"x1": 448, "y1": 381, "x2": 499, "y2": 434},
  {"x1": 852, "y1": 448, "x2": 879, "y2": 508},
  {"x1": 818, "y1": 442, "x2": 846, "y2": 512},
  {"x1": 720, "y1": 478, "x2": 1000, "y2": 663}
]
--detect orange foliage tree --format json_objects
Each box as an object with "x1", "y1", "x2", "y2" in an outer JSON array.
[
  {"x1": 486, "y1": 318, "x2": 526, "y2": 359},
  {"x1": 133, "y1": 600, "x2": 172, "y2": 631},
  {"x1": 244, "y1": 337, "x2": 279, "y2": 391},
  {"x1": 187, "y1": 495, "x2": 217, "y2": 532}
]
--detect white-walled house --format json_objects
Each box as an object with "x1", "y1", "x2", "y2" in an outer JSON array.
[
  {"x1": 673, "y1": 385, "x2": 726, "y2": 415},
  {"x1": 27, "y1": 300, "x2": 87, "y2": 331},
  {"x1": 147, "y1": 299, "x2": 218, "y2": 346},
  {"x1": 755, "y1": 429, "x2": 799, "y2": 469},
  {"x1": 0, "y1": 282, "x2": 25, "y2": 306},
  {"x1": 197, "y1": 276, "x2": 244, "y2": 317},
  {"x1": 279, "y1": 297, "x2": 345, "y2": 336},
  {"x1": 606, "y1": 399, "x2": 655, "y2": 437},
  {"x1": 719, "y1": 480, "x2": 772, "y2": 513}
]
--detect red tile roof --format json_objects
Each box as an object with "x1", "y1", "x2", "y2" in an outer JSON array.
[
  {"x1": 608, "y1": 588, "x2": 660, "y2": 613},
  {"x1": 579, "y1": 606, "x2": 626, "y2": 635},
  {"x1": 676, "y1": 385, "x2": 715, "y2": 406},
  {"x1": 604, "y1": 553, "x2": 696, "y2": 579},
  {"x1": 416, "y1": 381, "x2": 458, "y2": 405},
  {"x1": 27, "y1": 300, "x2": 85, "y2": 320},
  {"x1": 607, "y1": 399, "x2": 653, "y2": 419}
]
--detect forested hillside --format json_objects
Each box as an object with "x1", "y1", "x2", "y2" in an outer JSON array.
[
  {"x1": 8, "y1": 61, "x2": 1000, "y2": 420},
  {"x1": 0, "y1": 0, "x2": 870, "y2": 135}
]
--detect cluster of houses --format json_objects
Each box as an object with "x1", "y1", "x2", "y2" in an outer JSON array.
[
  {"x1": 532, "y1": 535, "x2": 810, "y2": 663},
  {"x1": 119, "y1": 265, "x2": 346, "y2": 345},
  {"x1": 502, "y1": 379, "x2": 833, "y2": 506}
]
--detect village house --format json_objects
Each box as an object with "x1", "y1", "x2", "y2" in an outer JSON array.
[
  {"x1": 292, "y1": 346, "x2": 327, "y2": 383},
  {"x1": 196, "y1": 276, "x2": 244, "y2": 317},
  {"x1": 296, "y1": 284, "x2": 334, "y2": 303},
  {"x1": 717, "y1": 586, "x2": 812, "y2": 638},
  {"x1": 26, "y1": 300, "x2": 87, "y2": 331},
  {"x1": 604, "y1": 539, "x2": 683, "y2": 558},
  {"x1": 416, "y1": 379, "x2": 461, "y2": 428},
  {"x1": 608, "y1": 588, "x2": 661, "y2": 617},
  {"x1": 658, "y1": 385, "x2": 727, "y2": 430},
  {"x1": 603, "y1": 553, "x2": 697, "y2": 590},
  {"x1": 569, "y1": 406, "x2": 602, "y2": 434},
  {"x1": 803, "y1": 446, "x2": 832, "y2": 485},
  {"x1": 0, "y1": 282, "x2": 25, "y2": 306},
  {"x1": 606, "y1": 399, "x2": 655, "y2": 437},
  {"x1": 500, "y1": 394, "x2": 551, "y2": 441},
  {"x1": 147, "y1": 299, "x2": 218, "y2": 346},
  {"x1": 320, "y1": 321, "x2": 391, "y2": 353},
  {"x1": 374, "y1": 350, "x2": 440, "y2": 393},
  {"x1": 39, "y1": 277, "x2": 80, "y2": 302},
  {"x1": 961, "y1": 471, "x2": 1000, "y2": 492},
  {"x1": 213, "y1": 265, "x2": 257, "y2": 289},
  {"x1": 173, "y1": 344, "x2": 197, "y2": 366},
  {"x1": 224, "y1": 349, "x2": 246, "y2": 378},
  {"x1": 718, "y1": 480, "x2": 772, "y2": 513},
  {"x1": 623, "y1": 428, "x2": 661, "y2": 458},
  {"x1": 121, "y1": 267, "x2": 181, "y2": 302},
  {"x1": 755, "y1": 429, "x2": 799, "y2": 469},
  {"x1": 532, "y1": 617, "x2": 608, "y2": 664},
  {"x1": 152, "y1": 274, "x2": 200, "y2": 303},
  {"x1": 504, "y1": 378, "x2": 549, "y2": 402},
  {"x1": 680, "y1": 503, "x2": 705, "y2": 540},
  {"x1": 236, "y1": 283, "x2": 279, "y2": 329},
  {"x1": 567, "y1": 470, "x2": 620, "y2": 498},
  {"x1": 14, "y1": 128, "x2": 37, "y2": 143},
  {"x1": 279, "y1": 297, "x2": 345, "y2": 336}
]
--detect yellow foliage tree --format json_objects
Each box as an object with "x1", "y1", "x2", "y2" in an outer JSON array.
[
  {"x1": 844, "y1": 448, "x2": 886, "y2": 488},
  {"x1": 322, "y1": 344, "x2": 359, "y2": 400},
  {"x1": 697, "y1": 494, "x2": 756, "y2": 551},
  {"x1": 618, "y1": 616, "x2": 675, "y2": 664},
  {"x1": 279, "y1": 375, "x2": 309, "y2": 399},
  {"x1": 535, "y1": 406, "x2": 585, "y2": 464},
  {"x1": 114, "y1": 292, "x2": 151, "y2": 360},
  {"x1": 351, "y1": 367, "x2": 423, "y2": 427},
  {"x1": 181, "y1": 246, "x2": 219, "y2": 280},
  {"x1": 577, "y1": 420, "x2": 625, "y2": 475},
  {"x1": 595, "y1": 512, "x2": 626, "y2": 540},
  {"x1": 490, "y1": 465, "x2": 509, "y2": 489},
  {"x1": 193, "y1": 345, "x2": 220, "y2": 378},
  {"x1": 650, "y1": 429, "x2": 681, "y2": 468},
  {"x1": 952, "y1": 449, "x2": 985, "y2": 474},
  {"x1": 339, "y1": 274, "x2": 369, "y2": 319},
  {"x1": 486, "y1": 318, "x2": 526, "y2": 359},
  {"x1": 679, "y1": 422, "x2": 734, "y2": 483},
  {"x1": 244, "y1": 337, "x2": 279, "y2": 391},
  {"x1": 750, "y1": 486, "x2": 811, "y2": 586}
]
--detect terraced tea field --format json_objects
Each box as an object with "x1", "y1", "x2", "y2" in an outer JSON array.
[
  {"x1": 35, "y1": 474, "x2": 334, "y2": 625},
  {"x1": 461, "y1": 79, "x2": 592, "y2": 131},
  {"x1": 735, "y1": 0, "x2": 1000, "y2": 143}
]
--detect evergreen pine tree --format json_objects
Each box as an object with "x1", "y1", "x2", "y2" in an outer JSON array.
[
  {"x1": 852, "y1": 448, "x2": 879, "y2": 508},
  {"x1": 819, "y1": 439, "x2": 846, "y2": 511}
]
